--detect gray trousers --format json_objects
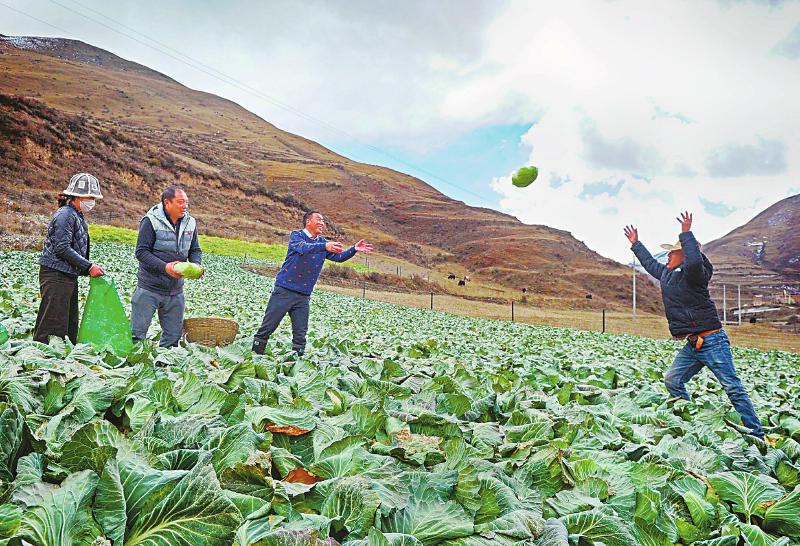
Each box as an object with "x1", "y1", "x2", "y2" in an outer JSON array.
[
  {"x1": 253, "y1": 286, "x2": 310, "y2": 354},
  {"x1": 131, "y1": 286, "x2": 185, "y2": 347}
]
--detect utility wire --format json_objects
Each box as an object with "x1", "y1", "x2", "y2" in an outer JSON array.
[
  {"x1": 2, "y1": 3, "x2": 559, "y2": 285},
  {"x1": 5, "y1": 0, "x2": 500, "y2": 206},
  {"x1": 0, "y1": 0, "x2": 544, "y2": 270},
  {"x1": 0, "y1": 1, "x2": 222, "y2": 135}
]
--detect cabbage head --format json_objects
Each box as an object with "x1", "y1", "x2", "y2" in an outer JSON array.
[
  {"x1": 512, "y1": 166, "x2": 538, "y2": 188},
  {"x1": 174, "y1": 261, "x2": 205, "y2": 279}
]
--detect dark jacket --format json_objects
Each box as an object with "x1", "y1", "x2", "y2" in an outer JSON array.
[
  {"x1": 632, "y1": 231, "x2": 722, "y2": 337},
  {"x1": 135, "y1": 204, "x2": 201, "y2": 296},
  {"x1": 39, "y1": 204, "x2": 92, "y2": 277},
  {"x1": 275, "y1": 230, "x2": 356, "y2": 295}
]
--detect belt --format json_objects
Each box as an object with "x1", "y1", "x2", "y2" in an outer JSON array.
[{"x1": 680, "y1": 328, "x2": 721, "y2": 350}]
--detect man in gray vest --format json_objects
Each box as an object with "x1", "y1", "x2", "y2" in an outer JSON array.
[{"x1": 131, "y1": 186, "x2": 202, "y2": 347}]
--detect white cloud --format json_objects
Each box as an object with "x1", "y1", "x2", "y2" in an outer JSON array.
[
  {"x1": 1, "y1": 0, "x2": 509, "y2": 151},
  {"x1": 3, "y1": 0, "x2": 798, "y2": 264},
  {"x1": 472, "y1": 0, "x2": 800, "y2": 262},
  {"x1": 705, "y1": 138, "x2": 787, "y2": 177}
]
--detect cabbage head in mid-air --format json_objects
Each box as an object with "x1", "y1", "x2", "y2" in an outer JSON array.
[{"x1": 512, "y1": 166, "x2": 538, "y2": 188}]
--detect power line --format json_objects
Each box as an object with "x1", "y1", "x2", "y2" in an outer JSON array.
[
  {"x1": 0, "y1": 0, "x2": 527, "y2": 276},
  {"x1": 3, "y1": 0, "x2": 500, "y2": 205},
  {"x1": 62, "y1": 0, "x2": 487, "y2": 198},
  {"x1": 0, "y1": 2, "x2": 221, "y2": 136},
  {"x1": 0, "y1": 1, "x2": 75, "y2": 38}
]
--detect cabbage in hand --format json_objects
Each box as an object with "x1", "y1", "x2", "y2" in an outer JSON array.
[{"x1": 174, "y1": 261, "x2": 205, "y2": 279}]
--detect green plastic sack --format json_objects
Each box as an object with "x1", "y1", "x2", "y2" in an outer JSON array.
[
  {"x1": 0, "y1": 323, "x2": 8, "y2": 345},
  {"x1": 77, "y1": 276, "x2": 134, "y2": 357}
]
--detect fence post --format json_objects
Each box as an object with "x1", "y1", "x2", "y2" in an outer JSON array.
[
  {"x1": 430, "y1": 292, "x2": 434, "y2": 310},
  {"x1": 723, "y1": 284, "x2": 727, "y2": 324},
  {"x1": 512, "y1": 301, "x2": 515, "y2": 322},
  {"x1": 738, "y1": 284, "x2": 742, "y2": 326},
  {"x1": 602, "y1": 309, "x2": 606, "y2": 333},
  {"x1": 632, "y1": 264, "x2": 637, "y2": 321}
]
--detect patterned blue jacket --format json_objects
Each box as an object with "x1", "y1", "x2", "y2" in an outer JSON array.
[{"x1": 275, "y1": 230, "x2": 356, "y2": 295}]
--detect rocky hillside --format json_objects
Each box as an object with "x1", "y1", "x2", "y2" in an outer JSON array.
[
  {"x1": 0, "y1": 34, "x2": 663, "y2": 311},
  {"x1": 705, "y1": 194, "x2": 800, "y2": 287}
]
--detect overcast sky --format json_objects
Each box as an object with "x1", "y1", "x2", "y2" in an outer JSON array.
[{"x1": 2, "y1": 0, "x2": 798, "y2": 262}]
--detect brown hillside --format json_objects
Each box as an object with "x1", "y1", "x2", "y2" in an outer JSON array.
[
  {"x1": 0, "y1": 35, "x2": 662, "y2": 312},
  {"x1": 705, "y1": 194, "x2": 800, "y2": 286}
]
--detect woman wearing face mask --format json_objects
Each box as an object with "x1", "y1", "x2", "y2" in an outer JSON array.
[{"x1": 34, "y1": 173, "x2": 106, "y2": 344}]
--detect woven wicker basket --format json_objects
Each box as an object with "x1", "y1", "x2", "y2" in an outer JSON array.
[{"x1": 183, "y1": 317, "x2": 239, "y2": 347}]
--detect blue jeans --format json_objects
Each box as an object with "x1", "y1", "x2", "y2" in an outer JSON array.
[{"x1": 664, "y1": 330, "x2": 763, "y2": 437}]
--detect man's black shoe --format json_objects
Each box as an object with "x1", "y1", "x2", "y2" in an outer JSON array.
[{"x1": 252, "y1": 338, "x2": 266, "y2": 355}]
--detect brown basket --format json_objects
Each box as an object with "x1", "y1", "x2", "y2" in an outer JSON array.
[{"x1": 183, "y1": 317, "x2": 240, "y2": 347}]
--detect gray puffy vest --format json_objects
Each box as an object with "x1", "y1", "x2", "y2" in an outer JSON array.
[{"x1": 136, "y1": 204, "x2": 197, "y2": 295}]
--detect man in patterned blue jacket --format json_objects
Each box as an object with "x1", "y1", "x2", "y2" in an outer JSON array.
[{"x1": 252, "y1": 211, "x2": 373, "y2": 355}]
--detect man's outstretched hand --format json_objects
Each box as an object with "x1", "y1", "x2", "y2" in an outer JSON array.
[
  {"x1": 326, "y1": 241, "x2": 345, "y2": 253},
  {"x1": 623, "y1": 225, "x2": 639, "y2": 245},
  {"x1": 677, "y1": 211, "x2": 692, "y2": 233},
  {"x1": 354, "y1": 240, "x2": 373, "y2": 253}
]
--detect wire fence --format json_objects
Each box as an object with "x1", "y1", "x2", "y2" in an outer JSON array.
[
  {"x1": 708, "y1": 282, "x2": 800, "y2": 326},
  {"x1": 240, "y1": 257, "x2": 800, "y2": 344}
]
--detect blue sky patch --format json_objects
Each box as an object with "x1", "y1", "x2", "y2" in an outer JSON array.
[
  {"x1": 332, "y1": 123, "x2": 532, "y2": 209},
  {"x1": 550, "y1": 173, "x2": 569, "y2": 188},
  {"x1": 699, "y1": 197, "x2": 738, "y2": 217},
  {"x1": 579, "y1": 179, "x2": 625, "y2": 200}
]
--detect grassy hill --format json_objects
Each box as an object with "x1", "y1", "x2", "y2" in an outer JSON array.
[
  {"x1": 705, "y1": 193, "x2": 800, "y2": 287},
  {"x1": 0, "y1": 34, "x2": 662, "y2": 312}
]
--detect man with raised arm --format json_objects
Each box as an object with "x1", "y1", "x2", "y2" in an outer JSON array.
[
  {"x1": 624, "y1": 211, "x2": 764, "y2": 439},
  {"x1": 252, "y1": 211, "x2": 373, "y2": 356}
]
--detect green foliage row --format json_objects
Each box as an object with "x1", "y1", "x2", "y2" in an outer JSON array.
[
  {"x1": 0, "y1": 244, "x2": 798, "y2": 545},
  {"x1": 89, "y1": 224, "x2": 367, "y2": 270}
]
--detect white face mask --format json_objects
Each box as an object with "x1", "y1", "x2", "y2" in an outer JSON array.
[{"x1": 81, "y1": 199, "x2": 96, "y2": 212}]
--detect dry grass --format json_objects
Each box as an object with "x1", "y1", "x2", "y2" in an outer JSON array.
[
  {"x1": 0, "y1": 47, "x2": 667, "y2": 310},
  {"x1": 318, "y1": 281, "x2": 800, "y2": 353}
]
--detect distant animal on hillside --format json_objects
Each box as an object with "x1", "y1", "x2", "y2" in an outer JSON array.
[
  {"x1": 464, "y1": 276, "x2": 471, "y2": 282},
  {"x1": 458, "y1": 279, "x2": 466, "y2": 286},
  {"x1": 522, "y1": 288, "x2": 528, "y2": 293},
  {"x1": 585, "y1": 294, "x2": 593, "y2": 299},
  {"x1": 447, "y1": 273, "x2": 456, "y2": 280}
]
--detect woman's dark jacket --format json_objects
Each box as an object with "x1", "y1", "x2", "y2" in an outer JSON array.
[{"x1": 39, "y1": 204, "x2": 92, "y2": 277}]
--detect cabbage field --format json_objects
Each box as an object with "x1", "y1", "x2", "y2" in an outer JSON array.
[{"x1": 1, "y1": 244, "x2": 799, "y2": 546}]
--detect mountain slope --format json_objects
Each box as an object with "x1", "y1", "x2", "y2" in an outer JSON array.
[
  {"x1": 0, "y1": 34, "x2": 662, "y2": 311},
  {"x1": 704, "y1": 194, "x2": 800, "y2": 285}
]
